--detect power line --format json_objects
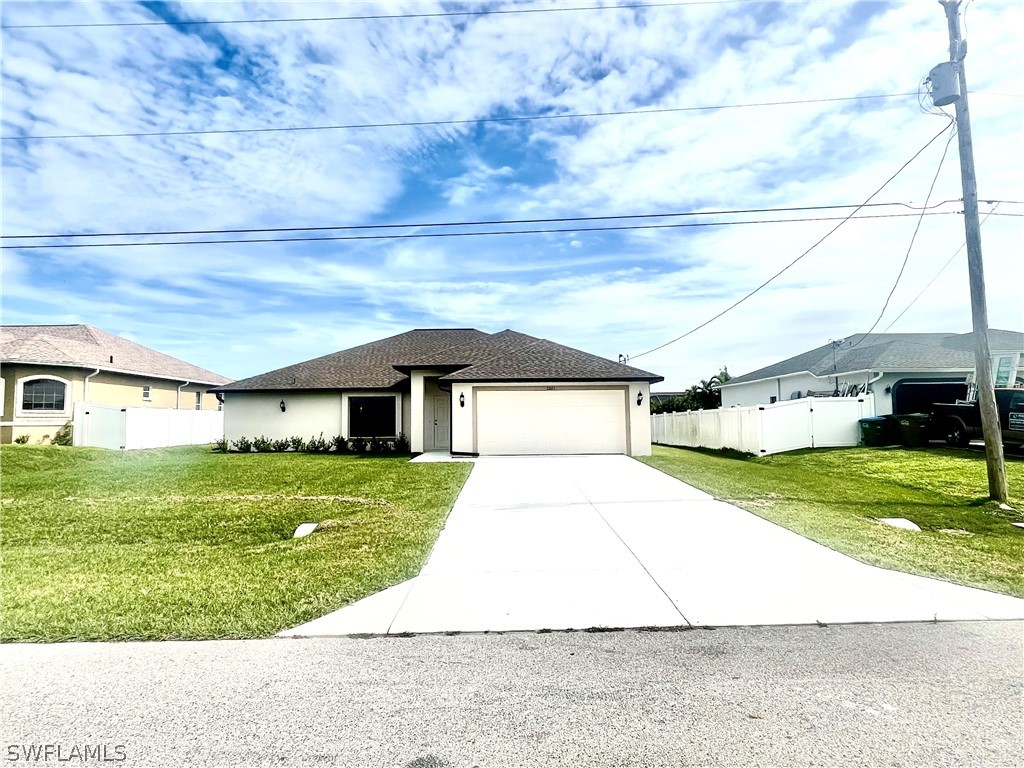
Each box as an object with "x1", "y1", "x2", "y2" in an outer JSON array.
[
  {"x1": 2, "y1": 200, "x2": 963, "y2": 241},
  {"x1": 881, "y1": 204, "x2": 999, "y2": 332},
  {"x1": 1, "y1": 93, "x2": 917, "y2": 142},
  {"x1": 848, "y1": 125, "x2": 958, "y2": 349},
  {"x1": 628, "y1": 120, "x2": 957, "y2": 360},
  {"x1": 1, "y1": 1, "x2": 744, "y2": 30},
  {"x1": 0, "y1": 212, "x2": 960, "y2": 251}
]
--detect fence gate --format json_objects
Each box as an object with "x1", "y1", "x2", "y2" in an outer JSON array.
[
  {"x1": 651, "y1": 395, "x2": 875, "y2": 456},
  {"x1": 73, "y1": 402, "x2": 223, "y2": 450}
]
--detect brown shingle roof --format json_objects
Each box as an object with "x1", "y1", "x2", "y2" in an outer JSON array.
[
  {"x1": 440, "y1": 333, "x2": 662, "y2": 382},
  {"x1": 216, "y1": 328, "x2": 662, "y2": 391},
  {"x1": 0, "y1": 324, "x2": 229, "y2": 385},
  {"x1": 217, "y1": 329, "x2": 489, "y2": 391}
]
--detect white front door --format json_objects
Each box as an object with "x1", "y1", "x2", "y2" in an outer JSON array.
[{"x1": 433, "y1": 394, "x2": 451, "y2": 449}]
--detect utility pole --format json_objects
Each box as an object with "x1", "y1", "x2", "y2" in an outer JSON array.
[{"x1": 937, "y1": 0, "x2": 1008, "y2": 502}]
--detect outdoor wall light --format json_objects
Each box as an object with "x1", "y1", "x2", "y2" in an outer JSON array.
[
  {"x1": 279, "y1": 399, "x2": 287, "y2": 413},
  {"x1": 636, "y1": 391, "x2": 644, "y2": 406},
  {"x1": 459, "y1": 392, "x2": 465, "y2": 408}
]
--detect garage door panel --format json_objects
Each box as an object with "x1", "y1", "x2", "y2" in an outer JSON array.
[{"x1": 476, "y1": 389, "x2": 627, "y2": 455}]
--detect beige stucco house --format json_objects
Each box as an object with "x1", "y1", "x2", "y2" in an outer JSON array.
[
  {"x1": 1, "y1": 324, "x2": 230, "y2": 444},
  {"x1": 214, "y1": 328, "x2": 662, "y2": 456}
]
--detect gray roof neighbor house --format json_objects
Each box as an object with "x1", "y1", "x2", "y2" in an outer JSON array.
[{"x1": 724, "y1": 330, "x2": 1024, "y2": 386}]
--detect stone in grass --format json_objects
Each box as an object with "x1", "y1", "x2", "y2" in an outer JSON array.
[
  {"x1": 293, "y1": 523, "x2": 319, "y2": 538},
  {"x1": 877, "y1": 517, "x2": 921, "y2": 532}
]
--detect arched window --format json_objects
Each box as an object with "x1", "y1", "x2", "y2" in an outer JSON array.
[{"x1": 21, "y1": 378, "x2": 67, "y2": 412}]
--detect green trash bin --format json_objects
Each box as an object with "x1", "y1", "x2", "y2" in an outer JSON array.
[
  {"x1": 897, "y1": 413, "x2": 931, "y2": 448},
  {"x1": 859, "y1": 417, "x2": 889, "y2": 447}
]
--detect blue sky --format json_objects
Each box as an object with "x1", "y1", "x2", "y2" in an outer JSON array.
[{"x1": 2, "y1": 0, "x2": 1022, "y2": 389}]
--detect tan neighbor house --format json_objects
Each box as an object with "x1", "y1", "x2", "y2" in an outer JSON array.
[{"x1": 1, "y1": 324, "x2": 229, "y2": 444}]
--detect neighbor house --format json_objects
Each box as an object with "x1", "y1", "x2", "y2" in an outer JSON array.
[
  {"x1": 212, "y1": 328, "x2": 662, "y2": 456},
  {"x1": 1, "y1": 324, "x2": 230, "y2": 444},
  {"x1": 719, "y1": 329, "x2": 1024, "y2": 415}
]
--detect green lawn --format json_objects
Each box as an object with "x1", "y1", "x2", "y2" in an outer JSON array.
[
  {"x1": 640, "y1": 445, "x2": 1024, "y2": 598},
  {"x1": 0, "y1": 445, "x2": 471, "y2": 642}
]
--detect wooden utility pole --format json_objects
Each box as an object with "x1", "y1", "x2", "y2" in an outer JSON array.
[{"x1": 938, "y1": 0, "x2": 1008, "y2": 502}]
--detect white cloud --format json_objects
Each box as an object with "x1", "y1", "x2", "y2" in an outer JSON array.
[{"x1": 1, "y1": 0, "x2": 1020, "y2": 388}]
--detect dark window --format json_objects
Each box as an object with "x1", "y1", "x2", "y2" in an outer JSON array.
[
  {"x1": 23, "y1": 379, "x2": 66, "y2": 411},
  {"x1": 349, "y1": 396, "x2": 396, "y2": 437},
  {"x1": 195, "y1": 392, "x2": 202, "y2": 411}
]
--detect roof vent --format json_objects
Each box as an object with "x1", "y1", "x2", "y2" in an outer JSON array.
[{"x1": 109, "y1": 355, "x2": 114, "y2": 363}]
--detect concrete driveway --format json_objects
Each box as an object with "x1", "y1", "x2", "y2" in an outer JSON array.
[{"x1": 282, "y1": 456, "x2": 1024, "y2": 636}]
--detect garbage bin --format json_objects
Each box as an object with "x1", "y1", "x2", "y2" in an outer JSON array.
[
  {"x1": 897, "y1": 413, "x2": 931, "y2": 448},
  {"x1": 882, "y1": 413, "x2": 900, "y2": 443},
  {"x1": 859, "y1": 417, "x2": 889, "y2": 447}
]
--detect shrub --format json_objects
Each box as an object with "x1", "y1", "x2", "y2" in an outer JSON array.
[
  {"x1": 13, "y1": 435, "x2": 29, "y2": 445},
  {"x1": 307, "y1": 432, "x2": 329, "y2": 453},
  {"x1": 330, "y1": 435, "x2": 350, "y2": 453},
  {"x1": 350, "y1": 436, "x2": 367, "y2": 454},
  {"x1": 232, "y1": 436, "x2": 253, "y2": 453},
  {"x1": 252, "y1": 435, "x2": 273, "y2": 453},
  {"x1": 394, "y1": 432, "x2": 410, "y2": 453},
  {"x1": 288, "y1": 436, "x2": 305, "y2": 452},
  {"x1": 52, "y1": 421, "x2": 73, "y2": 447},
  {"x1": 213, "y1": 438, "x2": 228, "y2": 453},
  {"x1": 271, "y1": 438, "x2": 290, "y2": 452},
  {"x1": 368, "y1": 436, "x2": 384, "y2": 454}
]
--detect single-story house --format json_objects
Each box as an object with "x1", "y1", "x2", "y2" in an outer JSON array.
[
  {"x1": 212, "y1": 328, "x2": 662, "y2": 456},
  {"x1": 720, "y1": 329, "x2": 1024, "y2": 415},
  {"x1": 1, "y1": 324, "x2": 229, "y2": 444}
]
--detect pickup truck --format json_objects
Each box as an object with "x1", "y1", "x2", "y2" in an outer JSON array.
[{"x1": 932, "y1": 388, "x2": 1024, "y2": 448}]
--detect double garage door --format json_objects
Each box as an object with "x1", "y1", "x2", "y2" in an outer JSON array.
[{"x1": 475, "y1": 388, "x2": 628, "y2": 455}]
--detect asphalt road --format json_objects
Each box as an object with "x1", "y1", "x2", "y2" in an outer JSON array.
[{"x1": 2, "y1": 622, "x2": 1021, "y2": 767}]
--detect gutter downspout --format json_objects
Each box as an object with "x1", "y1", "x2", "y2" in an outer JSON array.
[
  {"x1": 176, "y1": 381, "x2": 190, "y2": 409},
  {"x1": 84, "y1": 368, "x2": 101, "y2": 402}
]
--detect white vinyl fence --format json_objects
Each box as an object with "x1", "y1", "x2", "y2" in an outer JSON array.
[
  {"x1": 651, "y1": 394, "x2": 875, "y2": 456},
  {"x1": 73, "y1": 402, "x2": 224, "y2": 450}
]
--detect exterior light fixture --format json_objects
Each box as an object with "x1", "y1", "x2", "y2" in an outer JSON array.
[
  {"x1": 459, "y1": 392, "x2": 465, "y2": 408},
  {"x1": 636, "y1": 391, "x2": 644, "y2": 406},
  {"x1": 279, "y1": 399, "x2": 287, "y2": 412}
]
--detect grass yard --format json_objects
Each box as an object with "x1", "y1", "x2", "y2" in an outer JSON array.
[
  {"x1": 641, "y1": 445, "x2": 1024, "y2": 598},
  {"x1": 0, "y1": 445, "x2": 471, "y2": 642}
]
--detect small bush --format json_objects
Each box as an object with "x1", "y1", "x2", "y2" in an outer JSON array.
[
  {"x1": 252, "y1": 435, "x2": 273, "y2": 453},
  {"x1": 394, "y1": 433, "x2": 410, "y2": 453},
  {"x1": 368, "y1": 436, "x2": 385, "y2": 454},
  {"x1": 232, "y1": 436, "x2": 253, "y2": 453},
  {"x1": 307, "y1": 432, "x2": 329, "y2": 453},
  {"x1": 288, "y1": 436, "x2": 306, "y2": 452},
  {"x1": 51, "y1": 421, "x2": 73, "y2": 447},
  {"x1": 350, "y1": 436, "x2": 367, "y2": 454},
  {"x1": 13, "y1": 435, "x2": 29, "y2": 444},
  {"x1": 271, "y1": 438, "x2": 290, "y2": 452},
  {"x1": 330, "y1": 435, "x2": 350, "y2": 454},
  {"x1": 212, "y1": 438, "x2": 228, "y2": 453}
]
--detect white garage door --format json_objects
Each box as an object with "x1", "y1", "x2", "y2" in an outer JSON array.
[{"x1": 476, "y1": 388, "x2": 628, "y2": 455}]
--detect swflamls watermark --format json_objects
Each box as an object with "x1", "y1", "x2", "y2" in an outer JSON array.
[{"x1": 6, "y1": 744, "x2": 126, "y2": 763}]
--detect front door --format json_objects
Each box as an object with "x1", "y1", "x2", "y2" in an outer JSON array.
[{"x1": 433, "y1": 394, "x2": 451, "y2": 449}]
